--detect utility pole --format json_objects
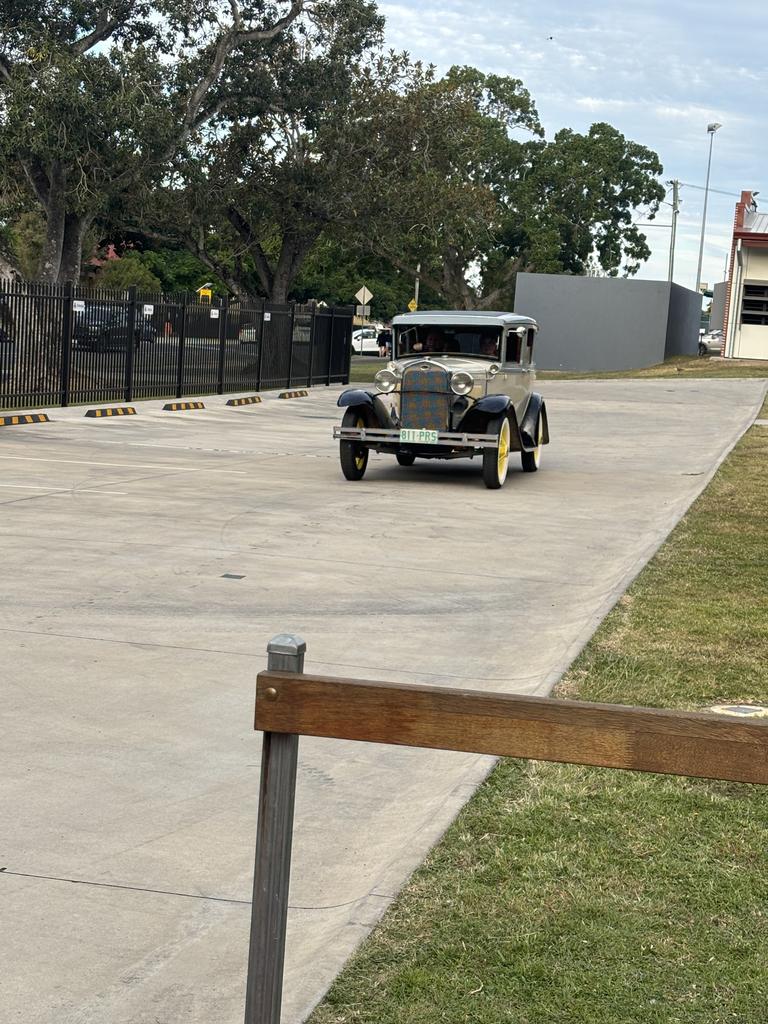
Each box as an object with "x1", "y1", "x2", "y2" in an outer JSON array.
[
  {"x1": 414, "y1": 263, "x2": 421, "y2": 310},
  {"x1": 667, "y1": 179, "x2": 680, "y2": 283}
]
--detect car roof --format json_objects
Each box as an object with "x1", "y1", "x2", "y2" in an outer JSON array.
[{"x1": 392, "y1": 310, "x2": 537, "y2": 329}]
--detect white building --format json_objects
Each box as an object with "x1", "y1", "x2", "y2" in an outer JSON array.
[{"x1": 723, "y1": 190, "x2": 768, "y2": 360}]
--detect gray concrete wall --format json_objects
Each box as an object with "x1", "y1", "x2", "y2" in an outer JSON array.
[
  {"x1": 664, "y1": 283, "x2": 703, "y2": 357},
  {"x1": 710, "y1": 280, "x2": 727, "y2": 333},
  {"x1": 513, "y1": 272, "x2": 700, "y2": 371}
]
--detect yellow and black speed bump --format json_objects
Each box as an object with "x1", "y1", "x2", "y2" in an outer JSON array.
[
  {"x1": 85, "y1": 407, "x2": 137, "y2": 418},
  {"x1": 162, "y1": 401, "x2": 205, "y2": 411},
  {"x1": 278, "y1": 389, "x2": 309, "y2": 399},
  {"x1": 226, "y1": 395, "x2": 262, "y2": 406},
  {"x1": 0, "y1": 412, "x2": 50, "y2": 427}
]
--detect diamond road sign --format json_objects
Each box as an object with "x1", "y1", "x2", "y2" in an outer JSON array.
[
  {"x1": 408, "y1": 298, "x2": 418, "y2": 312},
  {"x1": 355, "y1": 285, "x2": 373, "y2": 305}
]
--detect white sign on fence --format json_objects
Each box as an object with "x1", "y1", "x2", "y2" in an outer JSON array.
[
  {"x1": 143, "y1": 304, "x2": 154, "y2": 316},
  {"x1": 210, "y1": 308, "x2": 220, "y2": 319},
  {"x1": 264, "y1": 312, "x2": 272, "y2": 322},
  {"x1": 73, "y1": 300, "x2": 85, "y2": 313}
]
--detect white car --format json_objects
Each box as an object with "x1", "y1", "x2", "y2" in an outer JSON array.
[{"x1": 351, "y1": 328, "x2": 380, "y2": 355}]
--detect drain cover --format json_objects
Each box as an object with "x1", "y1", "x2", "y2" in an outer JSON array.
[
  {"x1": 710, "y1": 704, "x2": 768, "y2": 718},
  {"x1": 221, "y1": 573, "x2": 246, "y2": 580}
]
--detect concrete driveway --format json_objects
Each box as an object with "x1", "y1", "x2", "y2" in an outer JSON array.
[{"x1": 2, "y1": 377, "x2": 765, "y2": 1023}]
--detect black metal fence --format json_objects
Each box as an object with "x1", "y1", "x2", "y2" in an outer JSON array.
[{"x1": 0, "y1": 280, "x2": 353, "y2": 410}]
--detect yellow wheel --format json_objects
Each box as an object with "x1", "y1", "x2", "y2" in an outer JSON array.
[
  {"x1": 482, "y1": 415, "x2": 510, "y2": 489},
  {"x1": 340, "y1": 408, "x2": 369, "y2": 480},
  {"x1": 521, "y1": 413, "x2": 542, "y2": 473}
]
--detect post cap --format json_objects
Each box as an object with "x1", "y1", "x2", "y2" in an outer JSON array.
[{"x1": 267, "y1": 633, "x2": 307, "y2": 657}]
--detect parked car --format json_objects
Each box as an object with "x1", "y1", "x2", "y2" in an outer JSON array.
[
  {"x1": 351, "y1": 327, "x2": 380, "y2": 355},
  {"x1": 333, "y1": 310, "x2": 550, "y2": 489},
  {"x1": 74, "y1": 303, "x2": 156, "y2": 351},
  {"x1": 698, "y1": 329, "x2": 723, "y2": 357}
]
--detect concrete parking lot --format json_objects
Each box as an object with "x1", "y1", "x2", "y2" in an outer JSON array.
[{"x1": 2, "y1": 377, "x2": 765, "y2": 1023}]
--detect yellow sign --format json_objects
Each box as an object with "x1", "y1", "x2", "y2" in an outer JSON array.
[
  {"x1": 197, "y1": 286, "x2": 212, "y2": 303},
  {"x1": 408, "y1": 298, "x2": 418, "y2": 312}
]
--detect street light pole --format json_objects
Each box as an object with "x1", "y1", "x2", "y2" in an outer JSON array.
[{"x1": 694, "y1": 123, "x2": 721, "y2": 295}]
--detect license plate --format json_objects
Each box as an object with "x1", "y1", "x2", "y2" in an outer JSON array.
[{"x1": 400, "y1": 428, "x2": 439, "y2": 444}]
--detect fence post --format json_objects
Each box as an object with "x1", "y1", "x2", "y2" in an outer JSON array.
[
  {"x1": 307, "y1": 305, "x2": 317, "y2": 387},
  {"x1": 217, "y1": 295, "x2": 229, "y2": 395},
  {"x1": 60, "y1": 281, "x2": 74, "y2": 407},
  {"x1": 124, "y1": 286, "x2": 137, "y2": 403},
  {"x1": 287, "y1": 301, "x2": 296, "y2": 388},
  {"x1": 244, "y1": 633, "x2": 304, "y2": 1024},
  {"x1": 343, "y1": 309, "x2": 352, "y2": 386},
  {"x1": 256, "y1": 299, "x2": 266, "y2": 391},
  {"x1": 175, "y1": 293, "x2": 188, "y2": 399},
  {"x1": 327, "y1": 307, "x2": 336, "y2": 386}
]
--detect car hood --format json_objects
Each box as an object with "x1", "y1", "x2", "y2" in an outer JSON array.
[{"x1": 393, "y1": 355, "x2": 496, "y2": 375}]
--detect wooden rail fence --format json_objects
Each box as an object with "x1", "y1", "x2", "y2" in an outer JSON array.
[{"x1": 244, "y1": 634, "x2": 768, "y2": 1023}]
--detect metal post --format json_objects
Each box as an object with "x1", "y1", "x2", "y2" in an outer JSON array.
[
  {"x1": 124, "y1": 286, "x2": 137, "y2": 403},
  {"x1": 307, "y1": 306, "x2": 316, "y2": 387},
  {"x1": 667, "y1": 179, "x2": 680, "y2": 283},
  {"x1": 327, "y1": 307, "x2": 336, "y2": 385},
  {"x1": 414, "y1": 262, "x2": 421, "y2": 310},
  {"x1": 217, "y1": 295, "x2": 229, "y2": 395},
  {"x1": 256, "y1": 299, "x2": 266, "y2": 391},
  {"x1": 244, "y1": 633, "x2": 305, "y2": 1024},
  {"x1": 695, "y1": 123, "x2": 721, "y2": 295},
  {"x1": 60, "y1": 281, "x2": 74, "y2": 407},
  {"x1": 287, "y1": 301, "x2": 296, "y2": 388},
  {"x1": 175, "y1": 293, "x2": 188, "y2": 399}
]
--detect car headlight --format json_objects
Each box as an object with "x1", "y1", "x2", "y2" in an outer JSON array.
[
  {"x1": 450, "y1": 371, "x2": 474, "y2": 396},
  {"x1": 375, "y1": 368, "x2": 398, "y2": 393}
]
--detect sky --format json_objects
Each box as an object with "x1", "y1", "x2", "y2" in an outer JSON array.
[{"x1": 379, "y1": 0, "x2": 768, "y2": 291}]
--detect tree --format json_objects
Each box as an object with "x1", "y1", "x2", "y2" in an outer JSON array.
[
  {"x1": 153, "y1": 0, "x2": 384, "y2": 303},
  {"x1": 355, "y1": 69, "x2": 665, "y2": 309},
  {"x1": 96, "y1": 251, "x2": 162, "y2": 291},
  {"x1": 0, "y1": 1, "x2": 305, "y2": 284}
]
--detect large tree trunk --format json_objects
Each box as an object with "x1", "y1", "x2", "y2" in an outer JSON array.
[
  {"x1": 58, "y1": 212, "x2": 91, "y2": 284},
  {"x1": 37, "y1": 164, "x2": 67, "y2": 284},
  {"x1": 270, "y1": 231, "x2": 319, "y2": 304}
]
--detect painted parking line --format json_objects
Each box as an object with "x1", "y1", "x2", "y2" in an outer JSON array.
[{"x1": 0, "y1": 484, "x2": 128, "y2": 495}]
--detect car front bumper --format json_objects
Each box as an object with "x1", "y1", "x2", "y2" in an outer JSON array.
[{"x1": 333, "y1": 426, "x2": 500, "y2": 449}]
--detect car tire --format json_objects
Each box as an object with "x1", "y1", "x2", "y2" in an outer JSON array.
[
  {"x1": 482, "y1": 415, "x2": 511, "y2": 489},
  {"x1": 698, "y1": 343, "x2": 707, "y2": 358},
  {"x1": 396, "y1": 453, "x2": 416, "y2": 466},
  {"x1": 521, "y1": 413, "x2": 543, "y2": 473},
  {"x1": 340, "y1": 407, "x2": 369, "y2": 481}
]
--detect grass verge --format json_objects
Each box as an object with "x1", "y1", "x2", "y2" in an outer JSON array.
[
  {"x1": 310, "y1": 404, "x2": 768, "y2": 1023},
  {"x1": 347, "y1": 355, "x2": 768, "y2": 384}
]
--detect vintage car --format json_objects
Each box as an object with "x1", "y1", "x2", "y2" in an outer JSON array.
[{"x1": 332, "y1": 311, "x2": 549, "y2": 489}]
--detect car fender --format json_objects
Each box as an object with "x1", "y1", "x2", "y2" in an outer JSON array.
[
  {"x1": 520, "y1": 393, "x2": 549, "y2": 449},
  {"x1": 458, "y1": 396, "x2": 523, "y2": 452},
  {"x1": 337, "y1": 389, "x2": 375, "y2": 410}
]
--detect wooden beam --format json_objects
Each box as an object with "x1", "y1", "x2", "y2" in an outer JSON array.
[{"x1": 255, "y1": 672, "x2": 768, "y2": 786}]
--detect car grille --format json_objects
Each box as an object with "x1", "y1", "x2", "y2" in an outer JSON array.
[{"x1": 400, "y1": 364, "x2": 451, "y2": 431}]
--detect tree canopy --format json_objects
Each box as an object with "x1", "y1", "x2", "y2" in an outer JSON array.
[{"x1": 1, "y1": 2, "x2": 666, "y2": 312}]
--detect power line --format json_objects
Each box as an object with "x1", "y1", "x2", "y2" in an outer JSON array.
[{"x1": 679, "y1": 182, "x2": 740, "y2": 198}]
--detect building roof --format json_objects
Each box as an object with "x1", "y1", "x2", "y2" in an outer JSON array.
[{"x1": 743, "y1": 210, "x2": 768, "y2": 236}]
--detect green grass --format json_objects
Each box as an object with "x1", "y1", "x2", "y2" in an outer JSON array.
[
  {"x1": 310, "y1": 403, "x2": 768, "y2": 1023},
  {"x1": 347, "y1": 355, "x2": 768, "y2": 385}
]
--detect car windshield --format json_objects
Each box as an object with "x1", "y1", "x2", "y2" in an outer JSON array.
[{"x1": 395, "y1": 325, "x2": 502, "y2": 359}]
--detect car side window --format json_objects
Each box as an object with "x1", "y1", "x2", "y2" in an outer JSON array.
[{"x1": 505, "y1": 330, "x2": 521, "y2": 363}]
